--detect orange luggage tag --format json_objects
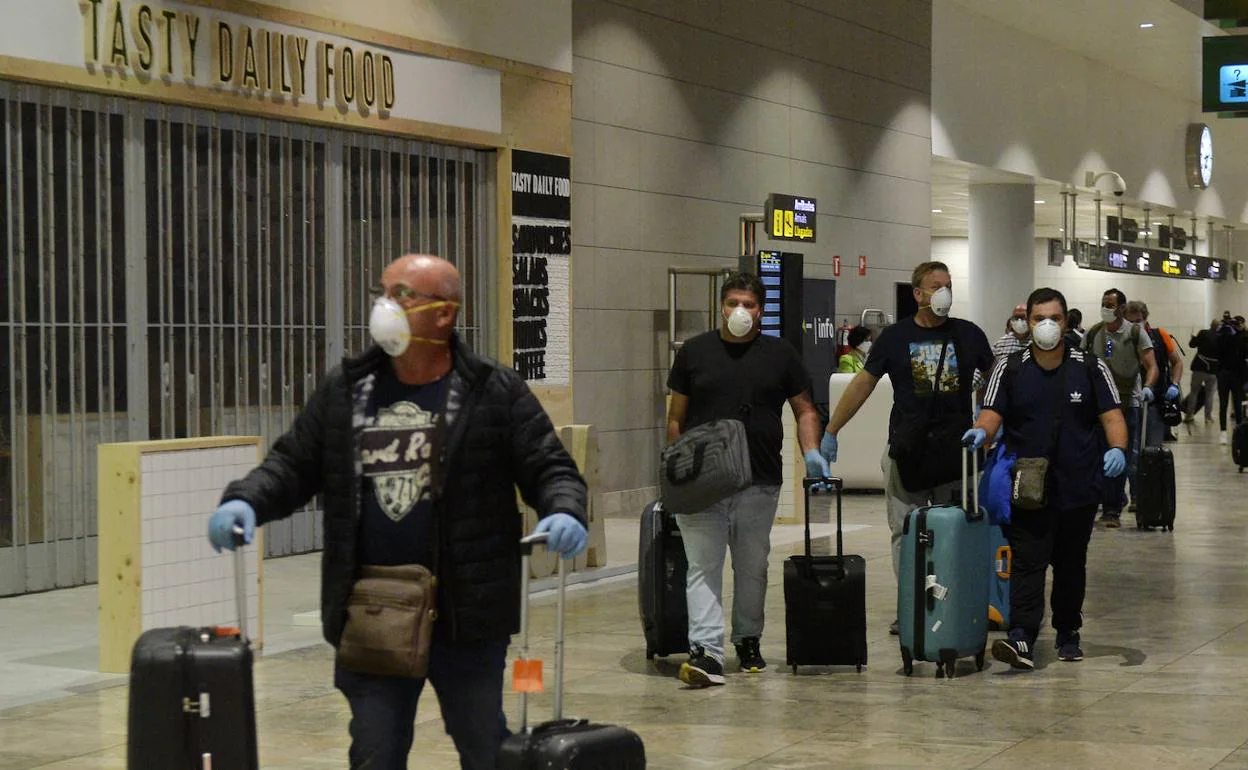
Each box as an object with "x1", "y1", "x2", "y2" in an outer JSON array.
[{"x1": 512, "y1": 658, "x2": 544, "y2": 693}]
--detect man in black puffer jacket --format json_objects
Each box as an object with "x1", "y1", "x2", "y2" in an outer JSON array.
[{"x1": 206, "y1": 254, "x2": 588, "y2": 770}]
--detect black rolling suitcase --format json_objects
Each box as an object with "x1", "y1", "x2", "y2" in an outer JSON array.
[
  {"x1": 127, "y1": 528, "x2": 259, "y2": 769},
  {"x1": 1233, "y1": 423, "x2": 1248, "y2": 472},
  {"x1": 1136, "y1": 407, "x2": 1177, "y2": 531},
  {"x1": 498, "y1": 533, "x2": 646, "y2": 769},
  {"x1": 638, "y1": 501, "x2": 688, "y2": 660},
  {"x1": 784, "y1": 477, "x2": 868, "y2": 673}
]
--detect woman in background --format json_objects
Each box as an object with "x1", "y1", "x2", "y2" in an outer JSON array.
[{"x1": 838, "y1": 326, "x2": 873, "y2": 373}]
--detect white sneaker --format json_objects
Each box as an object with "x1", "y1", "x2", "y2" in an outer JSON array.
[{"x1": 1220, "y1": 431, "x2": 1229, "y2": 445}]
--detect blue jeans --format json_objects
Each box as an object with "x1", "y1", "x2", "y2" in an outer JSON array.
[
  {"x1": 675, "y1": 484, "x2": 781, "y2": 663},
  {"x1": 333, "y1": 634, "x2": 510, "y2": 769},
  {"x1": 1103, "y1": 405, "x2": 1140, "y2": 514}
]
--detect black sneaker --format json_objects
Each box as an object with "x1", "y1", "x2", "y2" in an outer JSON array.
[
  {"x1": 679, "y1": 646, "x2": 725, "y2": 687},
  {"x1": 1101, "y1": 512, "x2": 1122, "y2": 529},
  {"x1": 889, "y1": 619, "x2": 900, "y2": 636},
  {"x1": 991, "y1": 629, "x2": 1035, "y2": 670},
  {"x1": 1056, "y1": 631, "x2": 1083, "y2": 662},
  {"x1": 735, "y1": 637, "x2": 766, "y2": 673}
]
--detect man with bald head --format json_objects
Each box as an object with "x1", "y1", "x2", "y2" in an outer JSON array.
[
  {"x1": 993, "y1": 303, "x2": 1031, "y2": 361},
  {"x1": 207, "y1": 255, "x2": 589, "y2": 768}
]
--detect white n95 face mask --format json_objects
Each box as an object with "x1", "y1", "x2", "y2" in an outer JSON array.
[
  {"x1": 1100, "y1": 306, "x2": 1118, "y2": 324},
  {"x1": 1010, "y1": 318, "x2": 1029, "y2": 335},
  {"x1": 928, "y1": 287, "x2": 953, "y2": 317},
  {"x1": 1032, "y1": 319, "x2": 1062, "y2": 351},
  {"x1": 726, "y1": 306, "x2": 755, "y2": 337},
  {"x1": 368, "y1": 296, "x2": 458, "y2": 357}
]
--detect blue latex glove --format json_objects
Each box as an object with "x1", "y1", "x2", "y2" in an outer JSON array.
[
  {"x1": 1103, "y1": 448, "x2": 1127, "y2": 478},
  {"x1": 1165, "y1": 384, "x2": 1180, "y2": 402},
  {"x1": 819, "y1": 432, "x2": 838, "y2": 464},
  {"x1": 208, "y1": 500, "x2": 256, "y2": 553},
  {"x1": 1141, "y1": 386, "x2": 1155, "y2": 404},
  {"x1": 531, "y1": 513, "x2": 588, "y2": 559},
  {"x1": 962, "y1": 427, "x2": 987, "y2": 450},
  {"x1": 804, "y1": 449, "x2": 831, "y2": 482}
]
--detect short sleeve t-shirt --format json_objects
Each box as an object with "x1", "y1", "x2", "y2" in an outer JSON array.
[
  {"x1": 863, "y1": 317, "x2": 994, "y2": 445},
  {"x1": 982, "y1": 347, "x2": 1121, "y2": 510},
  {"x1": 358, "y1": 365, "x2": 449, "y2": 567},
  {"x1": 1084, "y1": 322, "x2": 1153, "y2": 407},
  {"x1": 667, "y1": 331, "x2": 811, "y2": 486}
]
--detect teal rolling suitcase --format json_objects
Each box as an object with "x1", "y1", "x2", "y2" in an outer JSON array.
[{"x1": 898, "y1": 445, "x2": 989, "y2": 678}]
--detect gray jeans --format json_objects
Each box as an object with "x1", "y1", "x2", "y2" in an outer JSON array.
[
  {"x1": 880, "y1": 447, "x2": 961, "y2": 578},
  {"x1": 1186, "y1": 371, "x2": 1217, "y2": 421},
  {"x1": 675, "y1": 484, "x2": 781, "y2": 663}
]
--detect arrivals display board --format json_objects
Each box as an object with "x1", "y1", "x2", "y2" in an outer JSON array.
[
  {"x1": 1084, "y1": 243, "x2": 1226, "y2": 282},
  {"x1": 764, "y1": 194, "x2": 817, "y2": 242}
]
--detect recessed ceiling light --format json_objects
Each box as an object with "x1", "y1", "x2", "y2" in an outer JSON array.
[
  {"x1": 932, "y1": 209, "x2": 942, "y2": 213},
  {"x1": 1034, "y1": 200, "x2": 1046, "y2": 204},
  {"x1": 1139, "y1": 22, "x2": 1154, "y2": 29}
]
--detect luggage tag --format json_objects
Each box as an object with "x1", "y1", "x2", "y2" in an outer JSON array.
[
  {"x1": 925, "y1": 574, "x2": 949, "y2": 601},
  {"x1": 513, "y1": 658, "x2": 544, "y2": 693},
  {"x1": 995, "y1": 546, "x2": 1012, "y2": 579}
]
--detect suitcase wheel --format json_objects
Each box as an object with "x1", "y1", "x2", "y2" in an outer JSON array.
[
  {"x1": 976, "y1": 651, "x2": 985, "y2": 672},
  {"x1": 901, "y1": 648, "x2": 913, "y2": 676},
  {"x1": 646, "y1": 649, "x2": 655, "y2": 661},
  {"x1": 791, "y1": 665, "x2": 798, "y2": 675},
  {"x1": 856, "y1": 663, "x2": 862, "y2": 673}
]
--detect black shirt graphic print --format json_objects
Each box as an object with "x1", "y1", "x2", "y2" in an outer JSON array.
[
  {"x1": 358, "y1": 365, "x2": 449, "y2": 567},
  {"x1": 864, "y1": 316, "x2": 993, "y2": 446}
]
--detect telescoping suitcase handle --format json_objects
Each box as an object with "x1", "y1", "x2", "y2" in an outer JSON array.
[
  {"x1": 516, "y1": 532, "x2": 568, "y2": 733},
  {"x1": 230, "y1": 525, "x2": 250, "y2": 642},
  {"x1": 959, "y1": 438, "x2": 981, "y2": 517},
  {"x1": 801, "y1": 477, "x2": 844, "y2": 559}
]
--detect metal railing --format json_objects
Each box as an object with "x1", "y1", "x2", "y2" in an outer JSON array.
[{"x1": 0, "y1": 82, "x2": 495, "y2": 595}]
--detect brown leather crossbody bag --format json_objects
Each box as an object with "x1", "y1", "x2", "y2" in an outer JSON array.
[{"x1": 337, "y1": 564, "x2": 438, "y2": 678}]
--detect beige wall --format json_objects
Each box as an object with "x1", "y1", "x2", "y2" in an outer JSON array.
[
  {"x1": 572, "y1": 0, "x2": 933, "y2": 511},
  {"x1": 243, "y1": 0, "x2": 572, "y2": 72}
]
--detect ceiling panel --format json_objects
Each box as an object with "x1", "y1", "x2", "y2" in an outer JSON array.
[{"x1": 945, "y1": 0, "x2": 1228, "y2": 100}]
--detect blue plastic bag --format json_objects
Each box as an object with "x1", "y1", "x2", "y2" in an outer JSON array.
[{"x1": 979, "y1": 442, "x2": 1016, "y2": 526}]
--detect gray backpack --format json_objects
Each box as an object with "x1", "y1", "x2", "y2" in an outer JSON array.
[{"x1": 659, "y1": 419, "x2": 752, "y2": 514}]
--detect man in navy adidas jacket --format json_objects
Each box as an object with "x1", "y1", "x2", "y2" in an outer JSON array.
[{"x1": 962, "y1": 288, "x2": 1127, "y2": 670}]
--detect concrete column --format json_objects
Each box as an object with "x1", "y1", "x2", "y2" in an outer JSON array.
[
  {"x1": 967, "y1": 183, "x2": 1035, "y2": 335},
  {"x1": 1212, "y1": 225, "x2": 1248, "y2": 318}
]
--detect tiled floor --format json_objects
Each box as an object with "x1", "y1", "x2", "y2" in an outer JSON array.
[{"x1": 3, "y1": 421, "x2": 1248, "y2": 768}]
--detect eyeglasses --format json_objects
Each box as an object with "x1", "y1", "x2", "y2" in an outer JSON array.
[{"x1": 371, "y1": 285, "x2": 449, "y2": 304}]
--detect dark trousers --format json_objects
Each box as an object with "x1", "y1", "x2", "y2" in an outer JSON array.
[
  {"x1": 1004, "y1": 503, "x2": 1098, "y2": 640},
  {"x1": 1218, "y1": 371, "x2": 1245, "y2": 431},
  {"x1": 333, "y1": 634, "x2": 510, "y2": 770}
]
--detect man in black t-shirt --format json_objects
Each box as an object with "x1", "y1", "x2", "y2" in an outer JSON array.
[
  {"x1": 965, "y1": 287, "x2": 1127, "y2": 670},
  {"x1": 666, "y1": 271, "x2": 827, "y2": 688},
  {"x1": 819, "y1": 261, "x2": 993, "y2": 634}
]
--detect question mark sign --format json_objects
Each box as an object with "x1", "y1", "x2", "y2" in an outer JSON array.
[{"x1": 1237, "y1": 68, "x2": 1243, "y2": 79}]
